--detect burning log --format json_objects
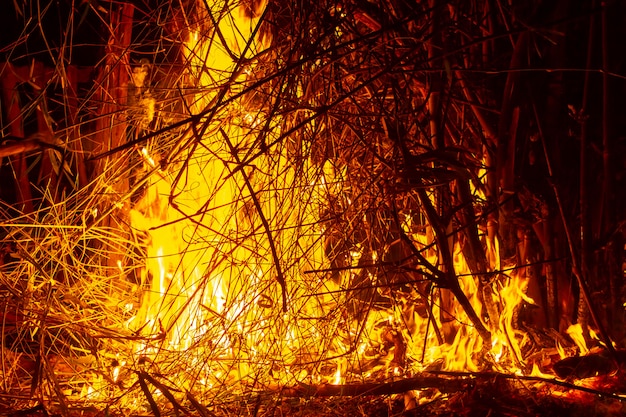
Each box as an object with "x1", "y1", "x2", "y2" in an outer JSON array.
[
  {"x1": 551, "y1": 349, "x2": 626, "y2": 380},
  {"x1": 279, "y1": 370, "x2": 626, "y2": 401},
  {"x1": 280, "y1": 375, "x2": 471, "y2": 398}
]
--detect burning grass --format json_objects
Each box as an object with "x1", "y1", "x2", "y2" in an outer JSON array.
[{"x1": 1, "y1": 0, "x2": 625, "y2": 415}]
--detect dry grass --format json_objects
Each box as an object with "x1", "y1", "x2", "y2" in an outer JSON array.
[{"x1": 0, "y1": 0, "x2": 624, "y2": 416}]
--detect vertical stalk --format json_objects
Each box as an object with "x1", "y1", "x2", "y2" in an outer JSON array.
[
  {"x1": 497, "y1": 33, "x2": 527, "y2": 259},
  {"x1": 93, "y1": 2, "x2": 134, "y2": 272},
  {"x1": 600, "y1": 1, "x2": 612, "y2": 238},
  {"x1": 579, "y1": 0, "x2": 596, "y2": 336},
  {"x1": 427, "y1": 0, "x2": 443, "y2": 149},
  {"x1": 456, "y1": 179, "x2": 499, "y2": 328},
  {"x1": 33, "y1": 61, "x2": 60, "y2": 201},
  {"x1": 599, "y1": 0, "x2": 622, "y2": 337},
  {"x1": 539, "y1": 206, "x2": 559, "y2": 329},
  {"x1": 66, "y1": 65, "x2": 88, "y2": 189}
]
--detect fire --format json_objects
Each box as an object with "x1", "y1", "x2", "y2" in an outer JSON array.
[
  {"x1": 110, "y1": 0, "x2": 557, "y2": 407},
  {"x1": 2, "y1": 1, "x2": 622, "y2": 414},
  {"x1": 126, "y1": 0, "x2": 333, "y2": 395},
  {"x1": 567, "y1": 324, "x2": 590, "y2": 355}
]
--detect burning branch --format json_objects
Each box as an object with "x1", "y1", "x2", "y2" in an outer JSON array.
[{"x1": 416, "y1": 187, "x2": 492, "y2": 349}]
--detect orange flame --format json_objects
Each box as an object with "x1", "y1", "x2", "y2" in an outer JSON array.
[{"x1": 113, "y1": 0, "x2": 557, "y2": 404}]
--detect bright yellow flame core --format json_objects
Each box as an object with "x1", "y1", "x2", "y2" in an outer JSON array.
[
  {"x1": 567, "y1": 324, "x2": 590, "y2": 355},
  {"x1": 127, "y1": 0, "x2": 339, "y2": 393},
  {"x1": 118, "y1": 0, "x2": 541, "y2": 403}
]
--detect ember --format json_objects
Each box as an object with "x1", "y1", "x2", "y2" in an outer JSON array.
[{"x1": 0, "y1": 0, "x2": 625, "y2": 416}]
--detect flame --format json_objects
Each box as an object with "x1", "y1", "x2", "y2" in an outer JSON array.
[
  {"x1": 99, "y1": 0, "x2": 561, "y2": 406},
  {"x1": 556, "y1": 340, "x2": 567, "y2": 360},
  {"x1": 333, "y1": 364, "x2": 343, "y2": 385},
  {"x1": 566, "y1": 324, "x2": 589, "y2": 355},
  {"x1": 126, "y1": 0, "x2": 338, "y2": 394},
  {"x1": 529, "y1": 362, "x2": 554, "y2": 379}
]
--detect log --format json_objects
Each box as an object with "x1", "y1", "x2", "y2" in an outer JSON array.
[
  {"x1": 279, "y1": 369, "x2": 626, "y2": 402},
  {"x1": 280, "y1": 375, "x2": 472, "y2": 397},
  {"x1": 91, "y1": 2, "x2": 135, "y2": 273},
  {"x1": 551, "y1": 349, "x2": 626, "y2": 380}
]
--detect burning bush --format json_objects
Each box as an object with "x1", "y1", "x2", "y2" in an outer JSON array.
[{"x1": 0, "y1": 0, "x2": 625, "y2": 415}]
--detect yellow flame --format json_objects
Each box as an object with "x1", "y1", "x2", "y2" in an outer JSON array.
[
  {"x1": 566, "y1": 324, "x2": 589, "y2": 355},
  {"x1": 529, "y1": 362, "x2": 554, "y2": 379},
  {"x1": 141, "y1": 147, "x2": 156, "y2": 168},
  {"x1": 115, "y1": 0, "x2": 553, "y2": 401},
  {"x1": 333, "y1": 366, "x2": 342, "y2": 385},
  {"x1": 126, "y1": 0, "x2": 341, "y2": 392},
  {"x1": 556, "y1": 340, "x2": 567, "y2": 360}
]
